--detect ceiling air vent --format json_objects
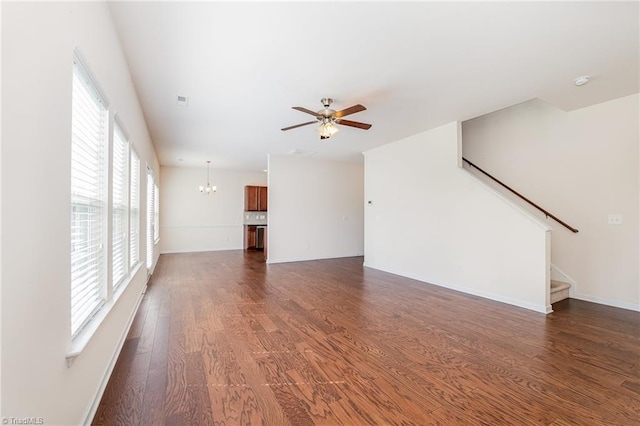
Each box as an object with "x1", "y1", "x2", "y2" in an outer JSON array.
[
  {"x1": 176, "y1": 95, "x2": 189, "y2": 106},
  {"x1": 287, "y1": 148, "x2": 317, "y2": 157}
]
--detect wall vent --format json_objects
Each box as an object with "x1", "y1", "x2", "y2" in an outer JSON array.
[
  {"x1": 287, "y1": 148, "x2": 317, "y2": 157},
  {"x1": 177, "y1": 95, "x2": 189, "y2": 106}
]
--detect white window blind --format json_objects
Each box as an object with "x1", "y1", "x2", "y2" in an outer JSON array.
[
  {"x1": 130, "y1": 149, "x2": 140, "y2": 269},
  {"x1": 112, "y1": 123, "x2": 129, "y2": 289},
  {"x1": 154, "y1": 183, "x2": 159, "y2": 242},
  {"x1": 146, "y1": 168, "x2": 155, "y2": 270},
  {"x1": 71, "y1": 57, "x2": 107, "y2": 337}
]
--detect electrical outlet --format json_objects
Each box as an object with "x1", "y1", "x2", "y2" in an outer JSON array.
[{"x1": 608, "y1": 214, "x2": 622, "y2": 225}]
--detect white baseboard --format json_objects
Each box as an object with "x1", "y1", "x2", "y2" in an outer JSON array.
[
  {"x1": 571, "y1": 292, "x2": 640, "y2": 312},
  {"x1": 160, "y1": 247, "x2": 243, "y2": 255},
  {"x1": 549, "y1": 265, "x2": 639, "y2": 312},
  {"x1": 267, "y1": 253, "x2": 362, "y2": 265},
  {"x1": 81, "y1": 286, "x2": 146, "y2": 425},
  {"x1": 363, "y1": 262, "x2": 551, "y2": 314}
]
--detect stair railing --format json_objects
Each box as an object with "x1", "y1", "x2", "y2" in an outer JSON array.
[{"x1": 462, "y1": 157, "x2": 579, "y2": 233}]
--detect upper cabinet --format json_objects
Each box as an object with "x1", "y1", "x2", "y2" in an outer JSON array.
[
  {"x1": 245, "y1": 185, "x2": 268, "y2": 211},
  {"x1": 259, "y1": 186, "x2": 268, "y2": 211},
  {"x1": 245, "y1": 185, "x2": 258, "y2": 211}
]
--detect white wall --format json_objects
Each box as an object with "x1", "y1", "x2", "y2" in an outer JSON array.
[
  {"x1": 462, "y1": 95, "x2": 639, "y2": 310},
  {"x1": 267, "y1": 156, "x2": 364, "y2": 263},
  {"x1": 364, "y1": 122, "x2": 551, "y2": 313},
  {"x1": 0, "y1": 1, "x2": 4, "y2": 412},
  {"x1": 1, "y1": 2, "x2": 159, "y2": 424},
  {"x1": 160, "y1": 166, "x2": 266, "y2": 253}
]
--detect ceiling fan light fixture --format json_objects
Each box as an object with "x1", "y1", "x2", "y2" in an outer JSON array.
[
  {"x1": 282, "y1": 98, "x2": 370, "y2": 137},
  {"x1": 317, "y1": 120, "x2": 339, "y2": 139}
]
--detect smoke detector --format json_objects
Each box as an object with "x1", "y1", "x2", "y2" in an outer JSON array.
[{"x1": 573, "y1": 76, "x2": 591, "y2": 87}]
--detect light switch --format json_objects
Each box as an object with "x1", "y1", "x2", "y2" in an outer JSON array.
[{"x1": 608, "y1": 214, "x2": 622, "y2": 225}]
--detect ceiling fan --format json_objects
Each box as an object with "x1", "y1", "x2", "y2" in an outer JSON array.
[{"x1": 281, "y1": 98, "x2": 372, "y2": 140}]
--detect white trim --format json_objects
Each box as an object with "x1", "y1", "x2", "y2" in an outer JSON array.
[
  {"x1": 113, "y1": 113, "x2": 131, "y2": 142},
  {"x1": 160, "y1": 247, "x2": 243, "y2": 255},
  {"x1": 363, "y1": 261, "x2": 552, "y2": 315},
  {"x1": 67, "y1": 263, "x2": 142, "y2": 362},
  {"x1": 73, "y1": 48, "x2": 110, "y2": 108},
  {"x1": 571, "y1": 292, "x2": 640, "y2": 312},
  {"x1": 80, "y1": 284, "x2": 146, "y2": 425},
  {"x1": 160, "y1": 225, "x2": 242, "y2": 229},
  {"x1": 266, "y1": 253, "x2": 363, "y2": 265}
]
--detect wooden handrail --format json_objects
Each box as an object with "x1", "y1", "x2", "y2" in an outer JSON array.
[{"x1": 462, "y1": 157, "x2": 579, "y2": 233}]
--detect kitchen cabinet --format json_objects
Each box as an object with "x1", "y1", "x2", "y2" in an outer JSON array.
[
  {"x1": 245, "y1": 186, "x2": 258, "y2": 211},
  {"x1": 244, "y1": 225, "x2": 266, "y2": 254},
  {"x1": 244, "y1": 225, "x2": 256, "y2": 249},
  {"x1": 259, "y1": 186, "x2": 268, "y2": 211},
  {"x1": 244, "y1": 185, "x2": 268, "y2": 211}
]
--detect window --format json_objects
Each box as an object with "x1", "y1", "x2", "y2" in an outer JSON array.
[
  {"x1": 70, "y1": 54, "x2": 149, "y2": 346},
  {"x1": 130, "y1": 149, "x2": 140, "y2": 269},
  {"x1": 154, "y1": 183, "x2": 160, "y2": 242},
  {"x1": 112, "y1": 122, "x2": 129, "y2": 289},
  {"x1": 146, "y1": 167, "x2": 155, "y2": 271},
  {"x1": 70, "y1": 56, "x2": 107, "y2": 337}
]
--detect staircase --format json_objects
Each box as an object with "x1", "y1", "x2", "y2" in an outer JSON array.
[
  {"x1": 551, "y1": 280, "x2": 571, "y2": 304},
  {"x1": 460, "y1": 158, "x2": 577, "y2": 308}
]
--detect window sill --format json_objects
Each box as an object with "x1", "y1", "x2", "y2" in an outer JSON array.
[{"x1": 66, "y1": 262, "x2": 143, "y2": 367}]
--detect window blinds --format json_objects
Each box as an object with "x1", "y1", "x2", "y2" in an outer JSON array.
[
  {"x1": 70, "y1": 58, "x2": 107, "y2": 337},
  {"x1": 154, "y1": 183, "x2": 159, "y2": 242},
  {"x1": 130, "y1": 150, "x2": 140, "y2": 269},
  {"x1": 146, "y1": 169, "x2": 155, "y2": 270},
  {"x1": 112, "y1": 123, "x2": 129, "y2": 289}
]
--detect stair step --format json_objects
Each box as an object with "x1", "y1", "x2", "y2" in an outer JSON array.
[
  {"x1": 550, "y1": 280, "x2": 571, "y2": 304},
  {"x1": 551, "y1": 280, "x2": 571, "y2": 291}
]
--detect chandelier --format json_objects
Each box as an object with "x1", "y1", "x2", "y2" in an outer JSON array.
[{"x1": 199, "y1": 160, "x2": 217, "y2": 194}]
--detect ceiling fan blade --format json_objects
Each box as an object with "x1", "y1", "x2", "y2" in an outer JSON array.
[
  {"x1": 281, "y1": 121, "x2": 316, "y2": 131},
  {"x1": 334, "y1": 104, "x2": 366, "y2": 118},
  {"x1": 336, "y1": 119, "x2": 372, "y2": 130},
  {"x1": 292, "y1": 106, "x2": 321, "y2": 117}
]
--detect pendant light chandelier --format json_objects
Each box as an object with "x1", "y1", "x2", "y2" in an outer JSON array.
[{"x1": 199, "y1": 160, "x2": 217, "y2": 194}]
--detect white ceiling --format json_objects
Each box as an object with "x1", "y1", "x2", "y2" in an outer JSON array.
[{"x1": 108, "y1": 1, "x2": 639, "y2": 171}]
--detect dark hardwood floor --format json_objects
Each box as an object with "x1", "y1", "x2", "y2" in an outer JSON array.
[{"x1": 94, "y1": 251, "x2": 640, "y2": 425}]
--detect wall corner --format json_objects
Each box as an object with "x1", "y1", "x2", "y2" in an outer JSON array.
[{"x1": 456, "y1": 121, "x2": 463, "y2": 168}]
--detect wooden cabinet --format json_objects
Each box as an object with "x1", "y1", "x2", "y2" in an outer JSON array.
[
  {"x1": 244, "y1": 225, "x2": 257, "y2": 249},
  {"x1": 244, "y1": 185, "x2": 268, "y2": 211},
  {"x1": 263, "y1": 227, "x2": 268, "y2": 260},
  {"x1": 244, "y1": 225, "x2": 266, "y2": 251},
  {"x1": 244, "y1": 185, "x2": 268, "y2": 258},
  {"x1": 245, "y1": 186, "x2": 258, "y2": 211},
  {"x1": 259, "y1": 186, "x2": 268, "y2": 211}
]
